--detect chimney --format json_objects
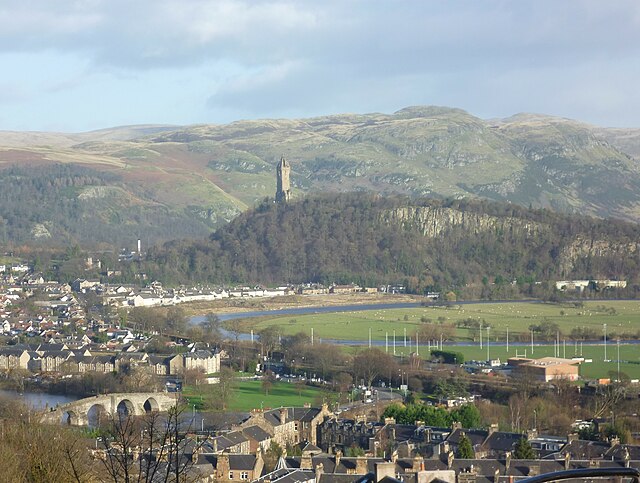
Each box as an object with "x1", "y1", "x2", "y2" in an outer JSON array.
[
  {"x1": 489, "y1": 423, "x2": 499, "y2": 435},
  {"x1": 375, "y1": 462, "x2": 395, "y2": 482},
  {"x1": 301, "y1": 451, "x2": 313, "y2": 470},
  {"x1": 527, "y1": 428, "x2": 538, "y2": 440},
  {"x1": 528, "y1": 464, "x2": 540, "y2": 476},
  {"x1": 279, "y1": 408, "x2": 287, "y2": 425},
  {"x1": 623, "y1": 447, "x2": 631, "y2": 468},
  {"x1": 609, "y1": 436, "x2": 620, "y2": 447},
  {"x1": 564, "y1": 452, "x2": 570, "y2": 470},
  {"x1": 505, "y1": 451, "x2": 512, "y2": 473},
  {"x1": 212, "y1": 438, "x2": 218, "y2": 453},
  {"x1": 447, "y1": 450, "x2": 454, "y2": 469},
  {"x1": 391, "y1": 450, "x2": 398, "y2": 463},
  {"x1": 384, "y1": 417, "x2": 396, "y2": 425},
  {"x1": 452, "y1": 421, "x2": 462, "y2": 430},
  {"x1": 216, "y1": 453, "x2": 230, "y2": 480},
  {"x1": 315, "y1": 463, "x2": 324, "y2": 479},
  {"x1": 415, "y1": 420, "x2": 424, "y2": 427},
  {"x1": 412, "y1": 455, "x2": 424, "y2": 473},
  {"x1": 567, "y1": 432, "x2": 579, "y2": 442},
  {"x1": 423, "y1": 427, "x2": 432, "y2": 443},
  {"x1": 335, "y1": 450, "x2": 342, "y2": 468},
  {"x1": 355, "y1": 456, "x2": 368, "y2": 475}
]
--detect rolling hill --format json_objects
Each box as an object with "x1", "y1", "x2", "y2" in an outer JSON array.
[{"x1": 1, "y1": 106, "x2": 640, "y2": 248}]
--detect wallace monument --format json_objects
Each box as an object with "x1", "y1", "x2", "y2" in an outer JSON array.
[{"x1": 275, "y1": 156, "x2": 291, "y2": 203}]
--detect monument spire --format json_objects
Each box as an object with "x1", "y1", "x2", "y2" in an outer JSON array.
[{"x1": 275, "y1": 155, "x2": 291, "y2": 203}]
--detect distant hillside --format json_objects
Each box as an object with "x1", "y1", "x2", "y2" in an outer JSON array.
[
  {"x1": 2, "y1": 107, "x2": 640, "y2": 247},
  {"x1": 0, "y1": 164, "x2": 221, "y2": 248},
  {"x1": 142, "y1": 193, "x2": 640, "y2": 294}
]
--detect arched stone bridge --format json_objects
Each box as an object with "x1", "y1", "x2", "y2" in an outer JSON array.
[{"x1": 40, "y1": 392, "x2": 180, "y2": 426}]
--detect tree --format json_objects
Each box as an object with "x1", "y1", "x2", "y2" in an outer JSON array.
[
  {"x1": 457, "y1": 434, "x2": 475, "y2": 459},
  {"x1": 262, "y1": 371, "x2": 275, "y2": 395},
  {"x1": 214, "y1": 367, "x2": 236, "y2": 410},
  {"x1": 513, "y1": 438, "x2": 536, "y2": 459},
  {"x1": 353, "y1": 348, "x2": 396, "y2": 387},
  {"x1": 100, "y1": 404, "x2": 202, "y2": 483},
  {"x1": 259, "y1": 326, "x2": 280, "y2": 359}
]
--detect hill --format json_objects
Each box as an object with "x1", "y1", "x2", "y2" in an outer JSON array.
[
  {"x1": 141, "y1": 193, "x2": 640, "y2": 294},
  {"x1": 1, "y1": 106, "x2": 640, "y2": 248}
]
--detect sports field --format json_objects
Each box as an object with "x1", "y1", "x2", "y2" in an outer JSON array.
[{"x1": 183, "y1": 379, "x2": 333, "y2": 412}]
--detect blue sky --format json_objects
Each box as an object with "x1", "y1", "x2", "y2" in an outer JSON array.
[{"x1": 0, "y1": 0, "x2": 639, "y2": 132}]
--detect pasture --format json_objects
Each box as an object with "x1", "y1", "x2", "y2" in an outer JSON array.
[{"x1": 244, "y1": 300, "x2": 640, "y2": 343}]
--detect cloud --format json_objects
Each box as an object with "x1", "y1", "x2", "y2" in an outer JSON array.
[{"x1": 1, "y1": 0, "x2": 640, "y2": 129}]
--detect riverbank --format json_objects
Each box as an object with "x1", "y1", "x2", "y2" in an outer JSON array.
[{"x1": 180, "y1": 292, "x2": 424, "y2": 317}]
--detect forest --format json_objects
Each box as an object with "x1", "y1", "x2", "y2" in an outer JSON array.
[
  {"x1": 139, "y1": 193, "x2": 640, "y2": 295},
  {"x1": 0, "y1": 164, "x2": 215, "y2": 248}
]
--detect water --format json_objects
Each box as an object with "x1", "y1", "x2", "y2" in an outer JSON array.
[{"x1": 0, "y1": 388, "x2": 79, "y2": 410}]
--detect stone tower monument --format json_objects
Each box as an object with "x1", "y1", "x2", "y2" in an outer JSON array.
[{"x1": 275, "y1": 156, "x2": 291, "y2": 202}]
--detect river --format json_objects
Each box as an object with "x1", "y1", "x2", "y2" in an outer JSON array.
[{"x1": 0, "y1": 389, "x2": 79, "y2": 410}]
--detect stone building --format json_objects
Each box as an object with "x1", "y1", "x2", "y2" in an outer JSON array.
[{"x1": 275, "y1": 156, "x2": 291, "y2": 203}]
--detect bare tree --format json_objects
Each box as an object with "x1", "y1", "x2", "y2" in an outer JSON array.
[
  {"x1": 99, "y1": 404, "x2": 202, "y2": 483},
  {"x1": 353, "y1": 348, "x2": 396, "y2": 387}
]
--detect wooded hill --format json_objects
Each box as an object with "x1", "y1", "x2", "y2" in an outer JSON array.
[{"x1": 142, "y1": 193, "x2": 640, "y2": 294}]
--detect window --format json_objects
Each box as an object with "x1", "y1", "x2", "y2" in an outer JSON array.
[
  {"x1": 240, "y1": 472, "x2": 249, "y2": 480},
  {"x1": 228, "y1": 472, "x2": 234, "y2": 479}
]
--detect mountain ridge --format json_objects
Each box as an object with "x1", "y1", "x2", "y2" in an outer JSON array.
[{"x1": 2, "y1": 106, "x2": 640, "y2": 248}]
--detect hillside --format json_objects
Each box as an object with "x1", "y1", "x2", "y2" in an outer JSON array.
[
  {"x1": 141, "y1": 194, "x2": 640, "y2": 293},
  {"x1": 1, "y1": 107, "x2": 640, "y2": 247}
]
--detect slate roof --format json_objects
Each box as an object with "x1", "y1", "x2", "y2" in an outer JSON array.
[
  {"x1": 447, "y1": 428, "x2": 489, "y2": 447},
  {"x1": 482, "y1": 431, "x2": 524, "y2": 452},
  {"x1": 196, "y1": 453, "x2": 257, "y2": 471},
  {"x1": 560, "y1": 439, "x2": 612, "y2": 459},
  {"x1": 242, "y1": 425, "x2": 272, "y2": 442}
]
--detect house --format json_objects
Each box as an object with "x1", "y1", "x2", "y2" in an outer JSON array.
[
  {"x1": 183, "y1": 349, "x2": 221, "y2": 375},
  {"x1": 0, "y1": 347, "x2": 31, "y2": 371},
  {"x1": 193, "y1": 452, "x2": 264, "y2": 482},
  {"x1": 242, "y1": 426, "x2": 273, "y2": 454}
]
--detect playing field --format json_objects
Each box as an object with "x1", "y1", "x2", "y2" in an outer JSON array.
[
  {"x1": 243, "y1": 300, "x2": 640, "y2": 343},
  {"x1": 183, "y1": 379, "x2": 333, "y2": 412}
]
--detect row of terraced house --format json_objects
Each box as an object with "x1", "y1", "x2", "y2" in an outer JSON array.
[{"x1": 0, "y1": 342, "x2": 221, "y2": 376}]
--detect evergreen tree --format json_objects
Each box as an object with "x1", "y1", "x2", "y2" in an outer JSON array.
[
  {"x1": 513, "y1": 438, "x2": 536, "y2": 459},
  {"x1": 457, "y1": 434, "x2": 474, "y2": 459}
]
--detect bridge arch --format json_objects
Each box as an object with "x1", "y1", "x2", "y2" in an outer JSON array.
[
  {"x1": 87, "y1": 403, "x2": 108, "y2": 428},
  {"x1": 117, "y1": 399, "x2": 137, "y2": 418},
  {"x1": 143, "y1": 397, "x2": 159, "y2": 413},
  {"x1": 63, "y1": 409, "x2": 80, "y2": 426}
]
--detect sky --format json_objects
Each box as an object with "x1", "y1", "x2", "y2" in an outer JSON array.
[{"x1": 0, "y1": 0, "x2": 639, "y2": 132}]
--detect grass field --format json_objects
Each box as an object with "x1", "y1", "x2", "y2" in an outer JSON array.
[
  {"x1": 243, "y1": 300, "x2": 640, "y2": 343},
  {"x1": 183, "y1": 380, "x2": 333, "y2": 412}
]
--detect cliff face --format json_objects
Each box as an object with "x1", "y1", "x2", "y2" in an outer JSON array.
[
  {"x1": 558, "y1": 237, "x2": 639, "y2": 276},
  {"x1": 381, "y1": 205, "x2": 544, "y2": 239},
  {"x1": 381, "y1": 203, "x2": 640, "y2": 278}
]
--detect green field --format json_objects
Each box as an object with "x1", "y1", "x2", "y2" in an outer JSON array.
[
  {"x1": 243, "y1": 300, "x2": 640, "y2": 343},
  {"x1": 183, "y1": 380, "x2": 333, "y2": 412}
]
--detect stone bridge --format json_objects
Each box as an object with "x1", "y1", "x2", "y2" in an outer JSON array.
[{"x1": 40, "y1": 392, "x2": 180, "y2": 426}]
